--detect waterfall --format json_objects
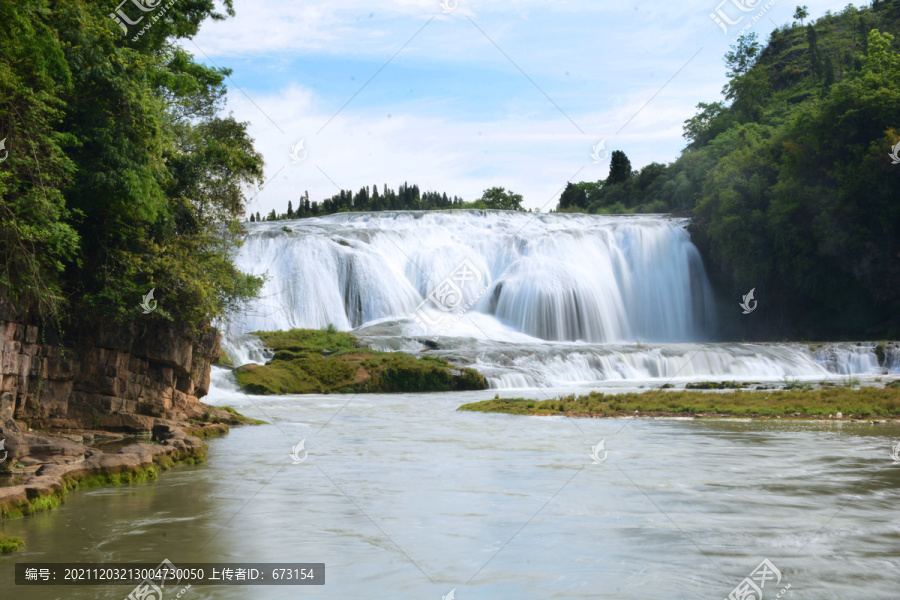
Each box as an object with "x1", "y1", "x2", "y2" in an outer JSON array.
[
  {"x1": 218, "y1": 211, "x2": 895, "y2": 389},
  {"x1": 228, "y1": 211, "x2": 717, "y2": 343}
]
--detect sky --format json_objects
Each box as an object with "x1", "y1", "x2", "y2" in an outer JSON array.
[{"x1": 184, "y1": 0, "x2": 861, "y2": 214}]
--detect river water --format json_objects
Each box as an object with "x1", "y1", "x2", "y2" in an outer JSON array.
[
  {"x1": 2, "y1": 381, "x2": 900, "y2": 599},
  {"x1": 3, "y1": 211, "x2": 900, "y2": 598}
]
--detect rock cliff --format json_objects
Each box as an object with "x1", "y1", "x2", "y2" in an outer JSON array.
[{"x1": 0, "y1": 297, "x2": 219, "y2": 432}]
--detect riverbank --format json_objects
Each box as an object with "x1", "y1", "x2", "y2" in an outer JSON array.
[
  {"x1": 231, "y1": 328, "x2": 486, "y2": 394},
  {"x1": 458, "y1": 385, "x2": 900, "y2": 420},
  {"x1": 0, "y1": 405, "x2": 263, "y2": 554}
]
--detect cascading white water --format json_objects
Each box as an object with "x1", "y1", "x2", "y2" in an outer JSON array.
[
  {"x1": 219, "y1": 211, "x2": 896, "y2": 389},
  {"x1": 227, "y1": 211, "x2": 716, "y2": 342}
]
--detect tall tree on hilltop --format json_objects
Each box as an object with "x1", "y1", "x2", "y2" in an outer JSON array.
[
  {"x1": 606, "y1": 151, "x2": 633, "y2": 185},
  {"x1": 724, "y1": 33, "x2": 761, "y2": 78}
]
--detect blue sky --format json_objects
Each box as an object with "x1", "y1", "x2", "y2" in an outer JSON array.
[{"x1": 186, "y1": 0, "x2": 861, "y2": 213}]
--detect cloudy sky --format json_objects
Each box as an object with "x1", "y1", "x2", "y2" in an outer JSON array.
[{"x1": 185, "y1": 0, "x2": 857, "y2": 213}]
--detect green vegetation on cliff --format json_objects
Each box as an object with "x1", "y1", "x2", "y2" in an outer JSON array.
[
  {"x1": 459, "y1": 386, "x2": 900, "y2": 419},
  {"x1": 234, "y1": 329, "x2": 487, "y2": 394},
  {"x1": 0, "y1": 0, "x2": 261, "y2": 329},
  {"x1": 557, "y1": 4, "x2": 900, "y2": 338}
]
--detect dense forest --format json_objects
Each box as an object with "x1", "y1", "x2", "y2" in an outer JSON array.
[
  {"x1": 0, "y1": 0, "x2": 261, "y2": 330},
  {"x1": 253, "y1": 184, "x2": 526, "y2": 221},
  {"x1": 557, "y1": 3, "x2": 900, "y2": 338}
]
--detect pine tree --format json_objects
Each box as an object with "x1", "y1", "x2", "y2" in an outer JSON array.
[
  {"x1": 249, "y1": 213, "x2": 255, "y2": 222},
  {"x1": 607, "y1": 151, "x2": 633, "y2": 185},
  {"x1": 256, "y1": 212, "x2": 261, "y2": 222},
  {"x1": 287, "y1": 200, "x2": 294, "y2": 218}
]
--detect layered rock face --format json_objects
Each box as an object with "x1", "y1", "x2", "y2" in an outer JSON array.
[{"x1": 0, "y1": 299, "x2": 220, "y2": 432}]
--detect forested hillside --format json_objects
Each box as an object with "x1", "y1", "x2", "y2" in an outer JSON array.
[
  {"x1": 558, "y1": 3, "x2": 900, "y2": 339},
  {"x1": 0, "y1": 0, "x2": 261, "y2": 330}
]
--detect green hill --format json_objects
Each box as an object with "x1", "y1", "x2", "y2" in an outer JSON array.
[{"x1": 559, "y1": 3, "x2": 900, "y2": 339}]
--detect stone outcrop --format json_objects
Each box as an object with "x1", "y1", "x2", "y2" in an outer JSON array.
[
  {"x1": 0, "y1": 297, "x2": 220, "y2": 432},
  {"x1": 0, "y1": 420, "x2": 228, "y2": 521}
]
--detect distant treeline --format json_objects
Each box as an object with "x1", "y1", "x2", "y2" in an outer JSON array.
[{"x1": 250, "y1": 184, "x2": 526, "y2": 221}]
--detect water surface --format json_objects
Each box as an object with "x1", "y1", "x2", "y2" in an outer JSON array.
[{"x1": 2, "y1": 387, "x2": 899, "y2": 599}]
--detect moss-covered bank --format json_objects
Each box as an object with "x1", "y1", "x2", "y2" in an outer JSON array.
[
  {"x1": 0, "y1": 533, "x2": 25, "y2": 554},
  {"x1": 234, "y1": 329, "x2": 487, "y2": 394},
  {"x1": 0, "y1": 426, "x2": 217, "y2": 523},
  {"x1": 459, "y1": 386, "x2": 900, "y2": 419}
]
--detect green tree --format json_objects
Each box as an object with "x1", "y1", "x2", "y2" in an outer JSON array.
[
  {"x1": 557, "y1": 182, "x2": 597, "y2": 211},
  {"x1": 0, "y1": 0, "x2": 267, "y2": 328},
  {"x1": 683, "y1": 102, "x2": 732, "y2": 149},
  {"x1": 606, "y1": 151, "x2": 633, "y2": 185},
  {"x1": 794, "y1": 5, "x2": 809, "y2": 25},
  {"x1": 0, "y1": 0, "x2": 80, "y2": 316},
  {"x1": 724, "y1": 33, "x2": 761, "y2": 79},
  {"x1": 478, "y1": 187, "x2": 525, "y2": 211}
]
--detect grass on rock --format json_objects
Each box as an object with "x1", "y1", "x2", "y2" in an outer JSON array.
[
  {"x1": 459, "y1": 387, "x2": 900, "y2": 419},
  {"x1": 234, "y1": 329, "x2": 486, "y2": 394}
]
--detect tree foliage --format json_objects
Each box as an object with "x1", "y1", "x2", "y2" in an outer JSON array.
[
  {"x1": 477, "y1": 187, "x2": 525, "y2": 211},
  {"x1": 557, "y1": 4, "x2": 900, "y2": 337},
  {"x1": 0, "y1": 0, "x2": 263, "y2": 330}
]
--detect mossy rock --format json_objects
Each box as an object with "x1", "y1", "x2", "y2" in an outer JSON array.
[
  {"x1": 0, "y1": 534, "x2": 25, "y2": 554},
  {"x1": 215, "y1": 347, "x2": 235, "y2": 368},
  {"x1": 234, "y1": 328, "x2": 488, "y2": 394}
]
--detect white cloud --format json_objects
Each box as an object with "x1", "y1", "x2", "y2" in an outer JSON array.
[{"x1": 192, "y1": 0, "x2": 859, "y2": 214}]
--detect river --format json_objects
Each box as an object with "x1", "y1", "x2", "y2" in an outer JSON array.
[
  {"x1": 2, "y1": 381, "x2": 900, "y2": 599},
  {"x1": 2, "y1": 211, "x2": 899, "y2": 599}
]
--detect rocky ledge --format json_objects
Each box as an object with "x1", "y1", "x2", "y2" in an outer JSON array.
[
  {"x1": 0, "y1": 299, "x2": 263, "y2": 553},
  {"x1": 0, "y1": 408, "x2": 247, "y2": 528}
]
